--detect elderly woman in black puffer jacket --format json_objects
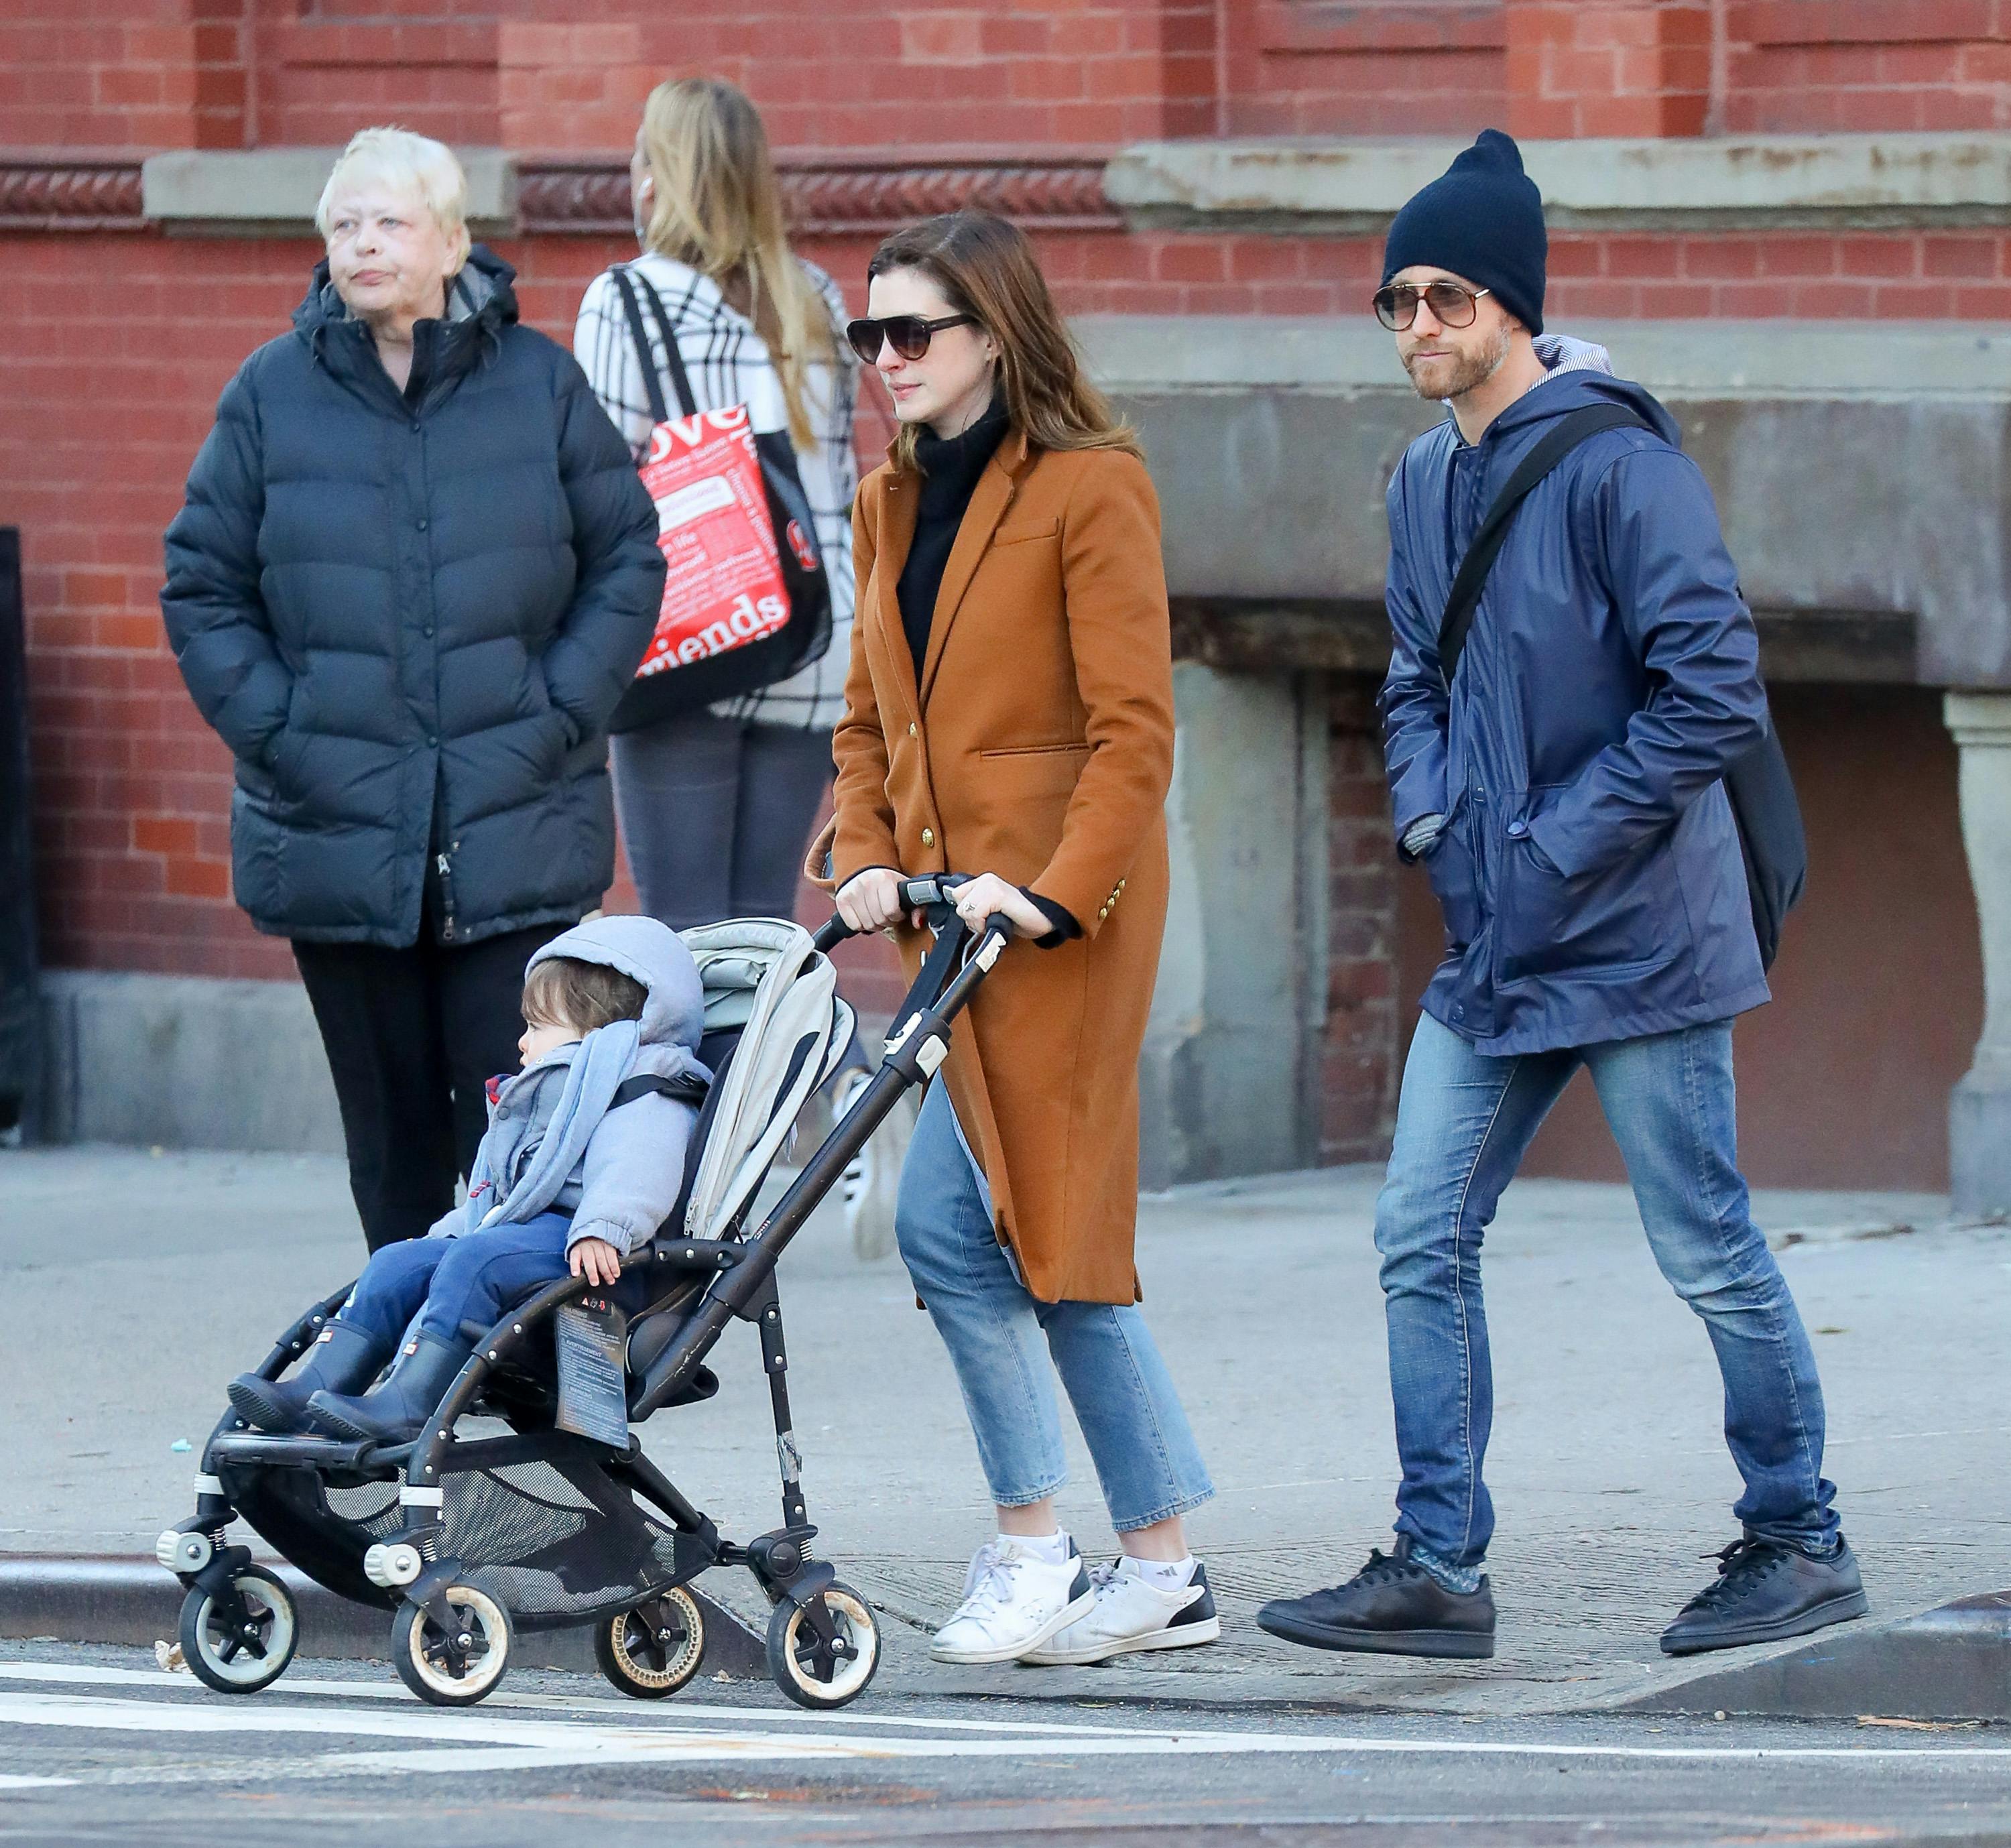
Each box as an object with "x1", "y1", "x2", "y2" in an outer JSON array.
[{"x1": 162, "y1": 127, "x2": 666, "y2": 1254}]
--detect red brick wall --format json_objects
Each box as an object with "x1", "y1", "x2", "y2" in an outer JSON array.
[
  {"x1": 1323, "y1": 684, "x2": 1400, "y2": 1164},
  {"x1": 1221, "y1": 1, "x2": 2011, "y2": 139},
  {"x1": 498, "y1": 3, "x2": 1220, "y2": 154},
  {"x1": 1225, "y1": 1, "x2": 1510, "y2": 136},
  {"x1": 1049, "y1": 229, "x2": 2011, "y2": 319},
  {"x1": 1725, "y1": 0, "x2": 2011, "y2": 133}
]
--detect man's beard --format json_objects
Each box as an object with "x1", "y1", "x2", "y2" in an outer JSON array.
[{"x1": 1402, "y1": 320, "x2": 1513, "y2": 403}]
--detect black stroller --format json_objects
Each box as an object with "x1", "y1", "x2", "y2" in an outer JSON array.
[{"x1": 156, "y1": 880, "x2": 1012, "y2": 1709}]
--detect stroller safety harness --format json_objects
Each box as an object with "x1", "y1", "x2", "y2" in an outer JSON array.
[{"x1": 158, "y1": 879, "x2": 1014, "y2": 1710}]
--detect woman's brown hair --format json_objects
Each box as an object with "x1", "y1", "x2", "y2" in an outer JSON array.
[
  {"x1": 867, "y1": 210, "x2": 1140, "y2": 473},
  {"x1": 637, "y1": 77, "x2": 841, "y2": 448}
]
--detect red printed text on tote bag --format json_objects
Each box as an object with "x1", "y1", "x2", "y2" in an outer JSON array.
[{"x1": 635, "y1": 404, "x2": 794, "y2": 674}]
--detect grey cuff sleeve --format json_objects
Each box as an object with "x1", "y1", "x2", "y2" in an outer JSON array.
[{"x1": 1400, "y1": 812, "x2": 1447, "y2": 861}]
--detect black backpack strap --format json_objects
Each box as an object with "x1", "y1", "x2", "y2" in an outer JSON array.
[
  {"x1": 607, "y1": 267, "x2": 671, "y2": 428},
  {"x1": 1437, "y1": 402, "x2": 1655, "y2": 687},
  {"x1": 627, "y1": 269, "x2": 701, "y2": 422},
  {"x1": 609, "y1": 1072, "x2": 711, "y2": 1109}
]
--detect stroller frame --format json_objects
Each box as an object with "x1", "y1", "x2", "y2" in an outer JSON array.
[{"x1": 158, "y1": 880, "x2": 1012, "y2": 1709}]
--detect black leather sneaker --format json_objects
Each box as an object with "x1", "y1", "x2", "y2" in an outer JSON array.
[
  {"x1": 1660, "y1": 1535, "x2": 1868, "y2": 1656},
  {"x1": 1256, "y1": 1537, "x2": 1496, "y2": 1659}
]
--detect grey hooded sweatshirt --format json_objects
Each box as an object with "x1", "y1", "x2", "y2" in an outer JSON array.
[{"x1": 426, "y1": 914, "x2": 710, "y2": 1257}]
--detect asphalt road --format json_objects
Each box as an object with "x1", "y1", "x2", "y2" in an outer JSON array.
[{"x1": 2, "y1": 1642, "x2": 2008, "y2": 1847}]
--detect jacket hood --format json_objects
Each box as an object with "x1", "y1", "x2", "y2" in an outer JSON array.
[
  {"x1": 292, "y1": 241, "x2": 520, "y2": 341},
  {"x1": 1486, "y1": 344, "x2": 1680, "y2": 447},
  {"x1": 528, "y1": 914, "x2": 706, "y2": 1056}
]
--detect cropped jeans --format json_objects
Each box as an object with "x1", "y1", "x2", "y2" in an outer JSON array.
[
  {"x1": 893, "y1": 1082, "x2": 1213, "y2": 1534},
  {"x1": 1378, "y1": 1011, "x2": 1839, "y2": 1570}
]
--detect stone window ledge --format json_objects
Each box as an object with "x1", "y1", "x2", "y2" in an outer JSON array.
[
  {"x1": 1105, "y1": 133, "x2": 2011, "y2": 234},
  {"x1": 1075, "y1": 313, "x2": 2011, "y2": 400},
  {"x1": 117, "y1": 147, "x2": 1115, "y2": 237},
  {"x1": 140, "y1": 147, "x2": 518, "y2": 237}
]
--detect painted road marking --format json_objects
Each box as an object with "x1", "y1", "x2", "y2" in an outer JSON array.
[
  {"x1": 3, "y1": 1680, "x2": 2011, "y2": 1782},
  {"x1": 0, "y1": 1660, "x2": 1169, "y2": 1737}
]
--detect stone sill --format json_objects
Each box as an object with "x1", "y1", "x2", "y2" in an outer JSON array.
[
  {"x1": 1171, "y1": 599, "x2": 1918, "y2": 688},
  {"x1": 120, "y1": 147, "x2": 1115, "y2": 237},
  {"x1": 1075, "y1": 314, "x2": 2011, "y2": 401},
  {"x1": 1105, "y1": 133, "x2": 2011, "y2": 233},
  {"x1": 141, "y1": 147, "x2": 517, "y2": 237}
]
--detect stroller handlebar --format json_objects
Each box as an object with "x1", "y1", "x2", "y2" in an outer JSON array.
[{"x1": 810, "y1": 873, "x2": 1018, "y2": 957}]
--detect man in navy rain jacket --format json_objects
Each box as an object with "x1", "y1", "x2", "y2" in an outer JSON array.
[{"x1": 1259, "y1": 131, "x2": 1865, "y2": 1662}]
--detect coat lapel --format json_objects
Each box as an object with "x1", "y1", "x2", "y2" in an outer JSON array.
[
  {"x1": 872, "y1": 468, "x2": 923, "y2": 731},
  {"x1": 919, "y1": 447, "x2": 1020, "y2": 709}
]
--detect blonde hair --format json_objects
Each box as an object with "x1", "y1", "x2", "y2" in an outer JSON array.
[
  {"x1": 866, "y1": 211, "x2": 1140, "y2": 474},
  {"x1": 636, "y1": 78, "x2": 841, "y2": 448},
  {"x1": 315, "y1": 126, "x2": 471, "y2": 268}
]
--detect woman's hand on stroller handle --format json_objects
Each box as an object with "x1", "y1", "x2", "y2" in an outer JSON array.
[
  {"x1": 820, "y1": 869, "x2": 1023, "y2": 952},
  {"x1": 834, "y1": 867, "x2": 923, "y2": 935},
  {"x1": 946, "y1": 873, "x2": 1045, "y2": 940}
]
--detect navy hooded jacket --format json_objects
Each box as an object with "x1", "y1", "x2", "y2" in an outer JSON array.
[
  {"x1": 162, "y1": 247, "x2": 665, "y2": 948},
  {"x1": 1380, "y1": 355, "x2": 1772, "y2": 1055}
]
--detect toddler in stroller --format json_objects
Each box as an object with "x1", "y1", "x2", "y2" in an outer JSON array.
[
  {"x1": 157, "y1": 879, "x2": 1016, "y2": 1711},
  {"x1": 226, "y1": 914, "x2": 711, "y2": 1448}
]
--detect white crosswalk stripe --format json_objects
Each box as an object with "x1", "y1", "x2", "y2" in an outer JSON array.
[{"x1": 0, "y1": 1660, "x2": 2007, "y2": 1788}]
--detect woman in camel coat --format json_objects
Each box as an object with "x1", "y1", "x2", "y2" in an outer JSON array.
[{"x1": 822, "y1": 211, "x2": 1215, "y2": 1671}]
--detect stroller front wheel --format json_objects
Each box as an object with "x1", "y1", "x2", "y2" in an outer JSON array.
[
  {"x1": 178, "y1": 1565, "x2": 298, "y2": 1695},
  {"x1": 593, "y1": 1589, "x2": 706, "y2": 1699},
  {"x1": 766, "y1": 1583, "x2": 880, "y2": 1710},
  {"x1": 392, "y1": 1585, "x2": 511, "y2": 1707}
]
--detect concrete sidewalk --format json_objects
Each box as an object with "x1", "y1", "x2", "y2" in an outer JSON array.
[{"x1": 1, "y1": 1142, "x2": 2004, "y2": 1714}]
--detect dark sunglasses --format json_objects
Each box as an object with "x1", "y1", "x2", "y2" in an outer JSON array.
[
  {"x1": 845, "y1": 312, "x2": 979, "y2": 365},
  {"x1": 1372, "y1": 280, "x2": 1493, "y2": 332}
]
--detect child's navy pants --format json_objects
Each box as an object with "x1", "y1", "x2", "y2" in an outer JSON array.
[{"x1": 336, "y1": 1213, "x2": 650, "y2": 1347}]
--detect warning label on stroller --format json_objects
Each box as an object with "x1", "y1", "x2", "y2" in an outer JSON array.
[{"x1": 554, "y1": 1300, "x2": 630, "y2": 1449}]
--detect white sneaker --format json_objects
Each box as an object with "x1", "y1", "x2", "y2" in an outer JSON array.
[
  {"x1": 1020, "y1": 1558, "x2": 1221, "y2": 1665},
  {"x1": 929, "y1": 1539, "x2": 1095, "y2": 1665}
]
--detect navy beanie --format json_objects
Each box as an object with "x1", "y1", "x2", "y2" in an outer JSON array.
[{"x1": 1382, "y1": 129, "x2": 1546, "y2": 336}]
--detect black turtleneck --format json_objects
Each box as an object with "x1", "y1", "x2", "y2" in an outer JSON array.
[
  {"x1": 879, "y1": 393, "x2": 1080, "y2": 950},
  {"x1": 896, "y1": 393, "x2": 1010, "y2": 682}
]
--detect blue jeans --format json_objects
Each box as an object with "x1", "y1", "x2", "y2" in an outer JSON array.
[
  {"x1": 337, "y1": 1213, "x2": 650, "y2": 1347},
  {"x1": 1379, "y1": 1011, "x2": 1839, "y2": 1568},
  {"x1": 894, "y1": 1083, "x2": 1213, "y2": 1533}
]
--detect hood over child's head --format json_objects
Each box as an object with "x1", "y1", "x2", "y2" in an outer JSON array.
[{"x1": 524, "y1": 914, "x2": 706, "y2": 1054}]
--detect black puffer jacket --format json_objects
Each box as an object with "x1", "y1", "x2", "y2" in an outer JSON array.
[{"x1": 162, "y1": 247, "x2": 664, "y2": 947}]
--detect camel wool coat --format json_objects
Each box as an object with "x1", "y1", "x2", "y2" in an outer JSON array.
[{"x1": 821, "y1": 432, "x2": 1174, "y2": 1305}]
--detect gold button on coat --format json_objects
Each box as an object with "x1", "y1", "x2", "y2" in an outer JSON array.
[
  {"x1": 908, "y1": 722, "x2": 918, "y2": 737},
  {"x1": 921, "y1": 828, "x2": 935, "y2": 848}
]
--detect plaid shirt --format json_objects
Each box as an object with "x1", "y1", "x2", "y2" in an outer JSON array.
[{"x1": 574, "y1": 251, "x2": 858, "y2": 732}]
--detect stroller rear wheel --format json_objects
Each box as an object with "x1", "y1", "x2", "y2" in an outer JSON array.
[
  {"x1": 593, "y1": 1589, "x2": 705, "y2": 1699},
  {"x1": 178, "y1": 1565, "x2": 298, "y2": 1695},
  {"x1": 766, "y1": 1583, "x2": 879, "y2": 1710},
  {"x1": 391, "y1": 1585, "x2": 511, "y2": 1707}
]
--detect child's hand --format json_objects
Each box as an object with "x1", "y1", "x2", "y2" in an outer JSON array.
[{"x1": 568, "y1": 1237, "x2": 623, "y2": 1287}]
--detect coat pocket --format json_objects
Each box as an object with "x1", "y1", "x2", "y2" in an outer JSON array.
[
  {"x1": 975, "y1": 740, "x2": 1089, "y2": 797},
  {"x1": 1420, "y1": 801, "x2": 1482, "y2": 952},
  {"x1": 991, "y1": 519, "x2": 1061, "y2": 548},
  {"x1": 1496, "y1": 790, "x2": 1677, "y2": 983}
]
